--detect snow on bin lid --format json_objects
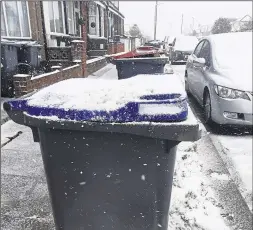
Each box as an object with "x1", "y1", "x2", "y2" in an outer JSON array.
[{"x1": 27, "y1": 73, "x2": 186, "y2": 113}]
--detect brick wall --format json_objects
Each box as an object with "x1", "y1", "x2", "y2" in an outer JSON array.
[
  {"x1": 13, "y1": 57, "x2": 108, "y2": 97},
  {"x1": 86, "y1": 57, "x2": 108, "y2": 75},
  {"x1": 108, "y1": 43, "x2": 125, "y2": 55},
  {"x1": 13, "y1": 64, "x2": 82, "y2": 97},
  {"x1": 116, "y1": 43, "x2": 124, "y2": 53},
  {"x1": 28, "y1": 1, "x2": 46, "y2": 61}
]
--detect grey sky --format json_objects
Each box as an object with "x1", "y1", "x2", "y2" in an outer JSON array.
[{"x1": 119, "y1": 1, "x2": 252, "y2": 39}]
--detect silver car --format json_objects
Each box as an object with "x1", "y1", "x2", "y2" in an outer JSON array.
[{"x1": 185, "y1": 32, "x2": 252, "y2": 126}]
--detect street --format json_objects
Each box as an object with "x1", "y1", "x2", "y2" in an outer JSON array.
[
  {"x1": 1, "y1": 63, "x2": 252, "y2": 230},
  {"x1": 1, "y1": 0, "x2": 252, "y2": 228}
]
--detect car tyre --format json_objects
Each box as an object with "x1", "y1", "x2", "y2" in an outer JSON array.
[
  {"x1": 184, "y1": 72, "x2": 190, "y2": 95},
  {"x1": 203, "y1": 90, "x2": 213, "y2": 125}
]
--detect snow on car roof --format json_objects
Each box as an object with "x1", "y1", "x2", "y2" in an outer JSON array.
[
  {"x1": 174, "y1": 36, "x2": 199, "y2": 51},
  {"x1": 210, "y1": 32, "x2": 252, "y2": 68}
]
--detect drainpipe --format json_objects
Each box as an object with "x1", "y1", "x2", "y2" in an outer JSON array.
[
  {"x1": 105, "y1": 2, "x2": 110, "y2": 54},
  {"x1": 80, "y1": 1, "x2": 87, "y2": 76},
  {"x1": 63, "y1": 2, "x2": 69, "y2": 35},
  {"x1": 39, "y1": 1, "x2": 50, "y2": 72}
]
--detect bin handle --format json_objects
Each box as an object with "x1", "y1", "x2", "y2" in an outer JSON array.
[{"x1": 4, "y1": 99, "x2": 28, "y2": 112}]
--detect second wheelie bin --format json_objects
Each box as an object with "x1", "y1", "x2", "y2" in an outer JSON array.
[{"x1": 115, "y1": 57, "x2": 168, "y2": 80}]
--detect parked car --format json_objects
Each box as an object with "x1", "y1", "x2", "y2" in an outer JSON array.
[
  {"x1": 144, "y1": 40, "x2": 164, "y2": 50},
  {"x1": 169, "y1": 36, "x2": 199, "y2": 63},
  {"x1": 185, "y1": 32, "x2": 252, "y2": 126},
  {"x1": 163, "y1": 36, "x2": 174, "y2": 56}
]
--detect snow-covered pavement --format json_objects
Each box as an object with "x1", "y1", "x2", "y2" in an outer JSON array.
[
  {"x1": 169, "y1": 142, "x2": 230, "y2": 230},
  {"x1": 1, "y1": 97, "x2": 11, "y2": 125}
]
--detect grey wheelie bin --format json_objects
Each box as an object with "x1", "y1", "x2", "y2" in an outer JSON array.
[
  {"x1": 1, "y1": 40, "x2": 19, "y2": 97},
  {"x1": 115, "y1": 57, "x2": 168, "y2": 80},
  {"x1": 4, "y1": 74, "x2": 200, "y2": 230},
  {"x1": 17, "y1": 41, "x2": 42, "y2": 69}
]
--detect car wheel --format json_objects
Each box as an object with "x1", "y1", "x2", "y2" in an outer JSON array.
[
  {"x1": 203, "y1": 90, "x2": 213, "y2": 124},
  {"x1": 184, "y1": 72, "x2": 190, "y2": 94}
]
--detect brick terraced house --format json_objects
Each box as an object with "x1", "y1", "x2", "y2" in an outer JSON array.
[{"x1": 1, "y1": 1, "x2": 125, "y2": 97}]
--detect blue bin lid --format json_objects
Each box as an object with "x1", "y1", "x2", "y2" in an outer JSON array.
[{"x1": 7, "y1": 74, "x2": 188, "y2": 123}]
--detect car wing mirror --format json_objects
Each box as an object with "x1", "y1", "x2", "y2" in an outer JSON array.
[{"x1": 193, "y1": 57, "x2": 206, "y2": 67}]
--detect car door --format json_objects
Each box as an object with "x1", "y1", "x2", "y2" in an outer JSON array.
[
  {"x1": 193, "y1": 40, "x2": 212, "y2": 103},
  {"x1": 186, "y1": 40, "x2": 205, "y2": 97}
]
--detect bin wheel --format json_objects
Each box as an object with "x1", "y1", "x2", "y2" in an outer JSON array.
[{"x1": 7, "y1": 85, "x2": 14, "y2": 98}]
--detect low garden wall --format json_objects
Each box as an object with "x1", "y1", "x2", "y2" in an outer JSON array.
[{"x1": 13, "y1": 57, "x2": 107, "y2": 97}]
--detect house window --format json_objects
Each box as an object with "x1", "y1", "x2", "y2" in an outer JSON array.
[
  {"x1": 121, "y1": 18, "x2": 124, "y2": 35},
  {"x1": 88, "y1": 2, "x2": 97, "y2": 35},
  {"x1": 66, "y1": 1, "x2": 80, "y2": 36},
  {"x1": 1, "y1": 4, "x2": 7, "y2": 36},
  {"x1": 108, "y1": 12, "x2": 114, "y2": 37},
  {"x1": 108, "y1": 13, "x2": 111, "y2": 37},
  {"x1": 96, "y1": 5, "x2": 100, "y2": 36},
  {"x1": 100, "y1": 7, "x2": 105, "y2": 37},
  {"x1": 48, "y1": 1, "x2": 65, "y2": 33},
  {"x1": 1, "y1": 1, "x2": 31, "y2": 38}
]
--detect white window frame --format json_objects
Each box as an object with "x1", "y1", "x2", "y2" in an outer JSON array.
[
  {"x1": 66, "y1": 1, "x2": 81, "y2": 36},
  {"x1": 100, "y1": 8, "x2": 105, "y2": 37},
  {"x1": 96, "y1": 5, "x2": 100, "y2": 36},
  {"x1": 73, "y1": 2, "x2": 81, "y2": 37},
  {"x1": 108, "y1": 12, "x2": 113, "y2": 37},
  {"x1": 1, "y1": 1, "x2": 31, "y2": 39},
  {"x1": 48, "y1": 1, "x2": 66, "y2": 35},
  {"x1": 88, "y1": 2, "x2": 99, "y2": 36}
]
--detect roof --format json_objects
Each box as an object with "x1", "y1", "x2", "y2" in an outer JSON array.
[{"x1": 237, "y1": 14, "x2": 252, "y2": 22}]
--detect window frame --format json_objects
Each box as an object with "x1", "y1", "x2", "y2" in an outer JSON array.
[
  {"x1": 48, "y1": 1, "x2": 66, "y2": 35},
  {"x1": 1, "y1": 1, "x2": 31, "y2": 39},
  {"x1": 193, "y1": 40, "x2": 205, "y2": 58},
  {"x1": 88, "y1": 1, "x2": 98, "y2": 36},
  {"x1": 198, "y1": 40, "x2": 212, "y2": 66},
  {"x1": 108, "y1": 12, "x2": 112, "y2": 37},
  {"x1": 66, "y1": 1, "x2": 81, "y2": 37},
  {"x1": 121, "y1": 18, "x2": 124, "y2": 36},
  {"x1": 96, "y1": 5, "x2": 100, "y2": 36},
  {"x1": 100, "y1": 6, "x2": 105, "y2": 37}
]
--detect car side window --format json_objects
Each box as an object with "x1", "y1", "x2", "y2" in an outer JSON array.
[
  {"x1": 172, "y1": 38, "x2": 176, "y2": 46},
  {"x1": 199, "y1": 41, "x2": 211, "y2": 66},
  {"x1": 193, "y1": 41, "x2": 204, "y2": 58}
]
